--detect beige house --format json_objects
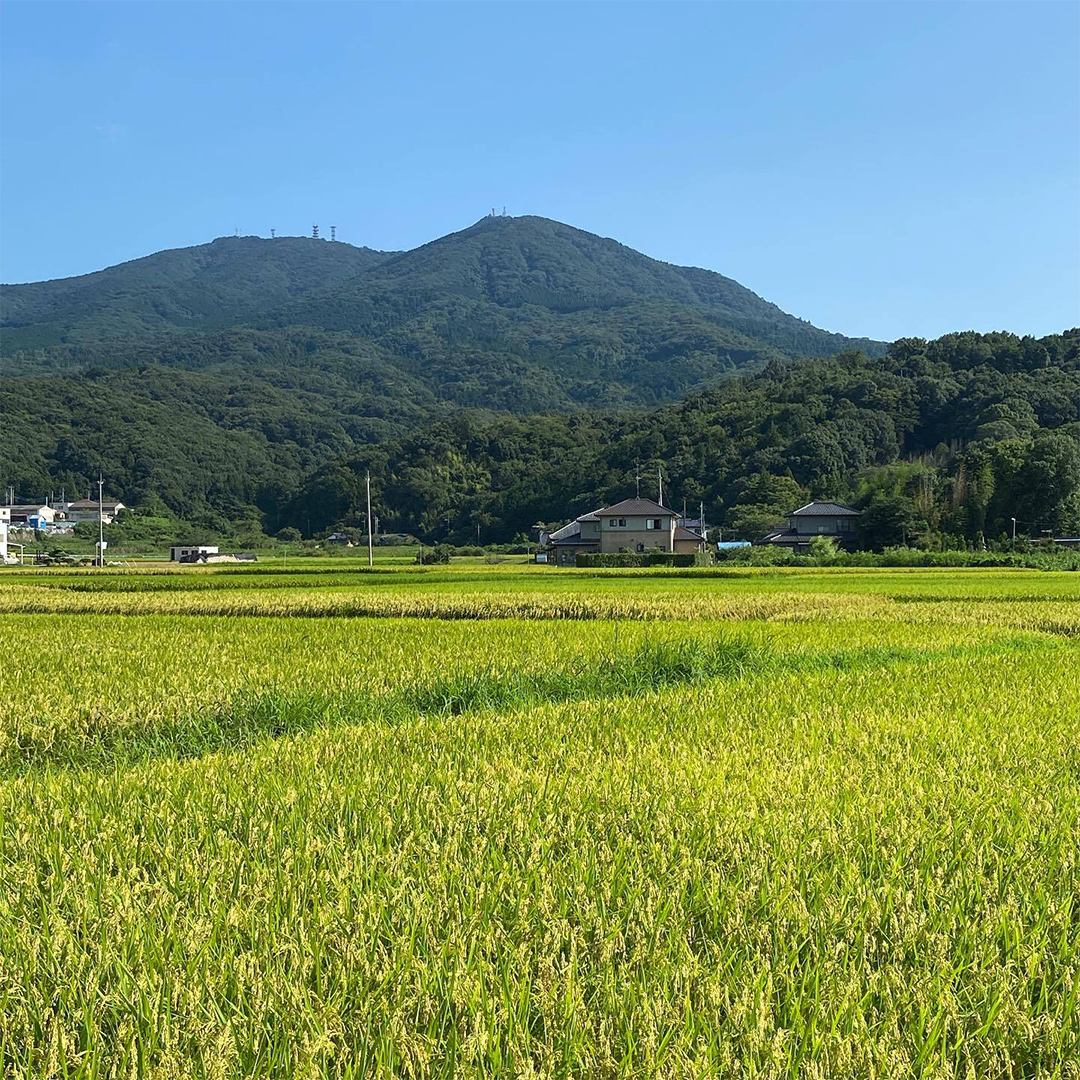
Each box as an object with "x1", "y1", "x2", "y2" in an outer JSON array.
[
  {"x1": 543, "y1": 497, "x2": 705, "y2": 566},
  {"x1": 65, "y1": 499, "x2": 127, "y2": 525}
]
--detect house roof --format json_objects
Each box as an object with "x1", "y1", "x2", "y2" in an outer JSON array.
[
  {"x1": 596, "y1": 497, "x2": 676, "y2": 518},
  {"x1": 7, "y1": 504, "x2": 51, "y2": 513},
  {"x1": 547, "y1": 508, "x2": 604, "y2": 542},
  {"x1": 790, "y1": 502, "x2": 859, "y2": 517},
  {"x1": 761, "y1": 528, "x2": 798, "y2": 543},
  {"x1": 67, "y1": 499, "x2": 124, "y2": 509},
  {"x1": 549, "y1": 523, "x2": 599, "y2": 546},
  {"x1": 673, "y1": 526, "x2": 704, "y2": 541}
]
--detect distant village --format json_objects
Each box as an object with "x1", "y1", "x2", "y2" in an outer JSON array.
[
  {"x1": 1, "y1": 484, "x2": 875, "y2": 568},
  {"x1": 0, "y1": 494, "x2": 257, "y2": 566},
  {"x1": 5, "y1": 486, "x2": 1075, "y2": 568},
  {"x1": 535, "y1": 497, "x2": 861, "y2": 565}
]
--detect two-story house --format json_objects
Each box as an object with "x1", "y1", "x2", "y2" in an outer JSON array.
[
  {"x1": 64, "y1": 499, "x2": 127, "y2": 525},
  {"x1": 543, "y1": 497, "x2": 705, "y2": 566},
  {"x1": 759, "y1": 501, "x2": 860, "y2": 551}
]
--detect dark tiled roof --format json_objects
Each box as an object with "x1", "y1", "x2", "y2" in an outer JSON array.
[
  {"x1": 673, "y1": 526, "x2": 704, "y2": 541},
  {"x1": 596, "y1": 497, "x2": 676, "y2": 518},
  {"x1": 790, "y1": 502, "x2": 859, "y2": 517},
  {"x1": 552, "y1": 537, "x2": 599, "y2": 547}
]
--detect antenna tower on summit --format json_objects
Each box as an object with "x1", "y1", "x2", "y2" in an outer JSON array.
[
  {"x1": 270, "y1": 228, "x2": 276, "y2": 239},
  {"x1": 330, "y1": 225, "x2": 337, "y2": 242},
  {"x1": 312, "y1": 224, "x2": 320, "y2": 240}
]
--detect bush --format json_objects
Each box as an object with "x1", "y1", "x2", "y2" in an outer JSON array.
[
  {"x1": 576, "y1": 552, "x2": 698, "y2": 568},
  {"x1": 416, "y1": 544, "x2": 453, "y2": 565}
]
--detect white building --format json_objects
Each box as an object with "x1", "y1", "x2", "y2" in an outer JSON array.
[
  {"x1": 0, "y1": 507, "x2": 10, "y2": 564},
  {"x1": 171, "y1": 545, "x2": 219, "y2": 562},
  {"x1": 8, "y1": 504, "x2": 58, "y2": 526}
]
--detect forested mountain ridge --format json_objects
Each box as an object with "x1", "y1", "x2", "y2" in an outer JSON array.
[
  {"x1": 277, "y1": 330, "x2": 1080, "y2": 548},
  {"x1": 1, "y1": 235, "x2": 394, "y2": 351},
  {"x1": 7, "y1": 220, "x2": 1074, "y2": 550},
  {"x1": 3, "y1": 216, "x2": 883, "y2": 409},
  {"x1": 261, "y1": 215, "x2": 885, "y2": 365},
  {"x1": 6, "y1": 328, "x2": 1074, "y2": 547}
]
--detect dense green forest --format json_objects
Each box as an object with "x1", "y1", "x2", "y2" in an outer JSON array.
[
  {"x1": 1, "y1": 236, "x2": 393, "y2": 351},
  {"x1": 3, "y1": 218, "x2": 1076, "y2": 550},
  {"x1": 276, "y1": 330, "x2": 1080, "y2": 548}
]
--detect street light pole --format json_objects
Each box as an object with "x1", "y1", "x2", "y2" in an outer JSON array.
[
  {"x1": 1011, "y1": 517, "x2": 1017, "y2": 547},
  {"x1": 97, "y1": 476, "x2": 104, "y2": 567},
  {"x1": 366, "y1": 471, "x2": 374, "y2": 568}
]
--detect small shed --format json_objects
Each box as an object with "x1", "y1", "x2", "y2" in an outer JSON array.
[{"x1": 171, "y1": 544, "x2": 219, "y2": 562}]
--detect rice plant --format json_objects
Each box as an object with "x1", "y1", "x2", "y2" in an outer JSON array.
[{"x1": 0, "y1": 564, "x2": 1077, "y2": 1077}]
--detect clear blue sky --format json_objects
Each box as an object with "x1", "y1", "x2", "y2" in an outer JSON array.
[{"x1": 2, "y1": 1, "x2": 1077, "y2": 341}]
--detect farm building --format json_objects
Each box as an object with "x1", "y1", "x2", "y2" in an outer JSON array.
[
  {"x1": 171, "y1": 545, "x2": 219, "y2": 562},
  {"x1": 176, "y1": 551, "x2": 257, "y2": 564},
  {"x1": 7, "y1": 504, "x2": 58, "y2": 527}
]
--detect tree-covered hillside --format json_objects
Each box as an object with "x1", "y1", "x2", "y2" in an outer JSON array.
[
  {"x1": 1, "y1": 236, "x2": 393, "y2": 351},
  {"x1": 265, "y1": 215, "x2": 885, "y2": 365},
  {"x1": 5, "y1": 324, "x2": 1076, "y2": 546},
  {"x1": 2, "y1": 217, "x2": 884, "y2": 409},
  {"x1": 277, "y1": 330, "x2": 1080, "y2": 548}
]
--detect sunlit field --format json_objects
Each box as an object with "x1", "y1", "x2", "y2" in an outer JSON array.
[{"x1": 1, "y1": 563, "x2": 1078, "y2": 1078}]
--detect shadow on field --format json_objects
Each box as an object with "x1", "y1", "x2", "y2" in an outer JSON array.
[{"x1": 4, "y1": 634, "x2": 1054, "y2": 775}]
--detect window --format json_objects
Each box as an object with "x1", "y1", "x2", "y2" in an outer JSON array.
[
  {"x1": 837, "y1": 518, "x2": 851, "y2": 533},
  {"x1": 607, "y1": 518, "x2": 627, "y2": 529},
  {"x1": 646, "y1": 518, "x2": 663, "y2": 530}
]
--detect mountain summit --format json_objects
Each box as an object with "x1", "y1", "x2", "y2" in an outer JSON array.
[
  {"x1": 3, "y1": 216, "x2": 883, "y2": 376},
  {"x1": 261, "y1": 214, "x2": 884, "y2": 367}
]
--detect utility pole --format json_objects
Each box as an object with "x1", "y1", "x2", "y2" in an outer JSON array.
[
  {"x1": 366, "y1": 471, "x2": 374, "y2": 568},
  {"x1": 97, "y1": 475, "x2": 105, "y2": 567},
  {"x1": 657, "y1": 467, "x2": 664, "y2": 507},
  {"x1": 1011, "y1": 517, "x2": 1017, "y2": 547},
  {"x1": 700, "y1": 500, "x2": 705, "y2": 537}
]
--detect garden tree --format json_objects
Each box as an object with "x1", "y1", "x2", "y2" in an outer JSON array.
[
  {"x1": 1014, "y1": 429, "x2": 1080, "y2": 533},
  {"x1": 858, "y1": 491, "x2": 923, "y2": 550},
  {"x1": 724, "y1": 472, "x2": 805, "y2": 539}
]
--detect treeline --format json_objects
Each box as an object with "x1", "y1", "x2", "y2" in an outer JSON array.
[{"x1": 274, "y1": 330, "x2": 1080, "y2": 548}]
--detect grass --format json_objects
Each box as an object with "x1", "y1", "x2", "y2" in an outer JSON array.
[{"x1": 0, "y1": 563, "x2": 1078, "y2": 1077}]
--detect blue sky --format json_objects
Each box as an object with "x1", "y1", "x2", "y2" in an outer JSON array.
[{"x1": 1, "y1": 0, "x2": 1077, "y2": 340}]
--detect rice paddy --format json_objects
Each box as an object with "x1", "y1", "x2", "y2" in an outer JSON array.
[{"x1": 0, "y1": 563, "x2": 1078, "y2": 1078}]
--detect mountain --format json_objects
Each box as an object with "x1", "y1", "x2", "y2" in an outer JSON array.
[
  {"x1": 263, "y1": 215, "x2": 884, "y2": 369},
  {"x1": 2, "y1": 214, "x2": 902, "y2": 525},
  {"x1": 1, "y1": 235, "x2": 393, "y2": 351}
]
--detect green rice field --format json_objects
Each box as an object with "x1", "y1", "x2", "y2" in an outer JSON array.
[{"x1": 1, "y1": 563, "x2": 1078, "y2": 1078}]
